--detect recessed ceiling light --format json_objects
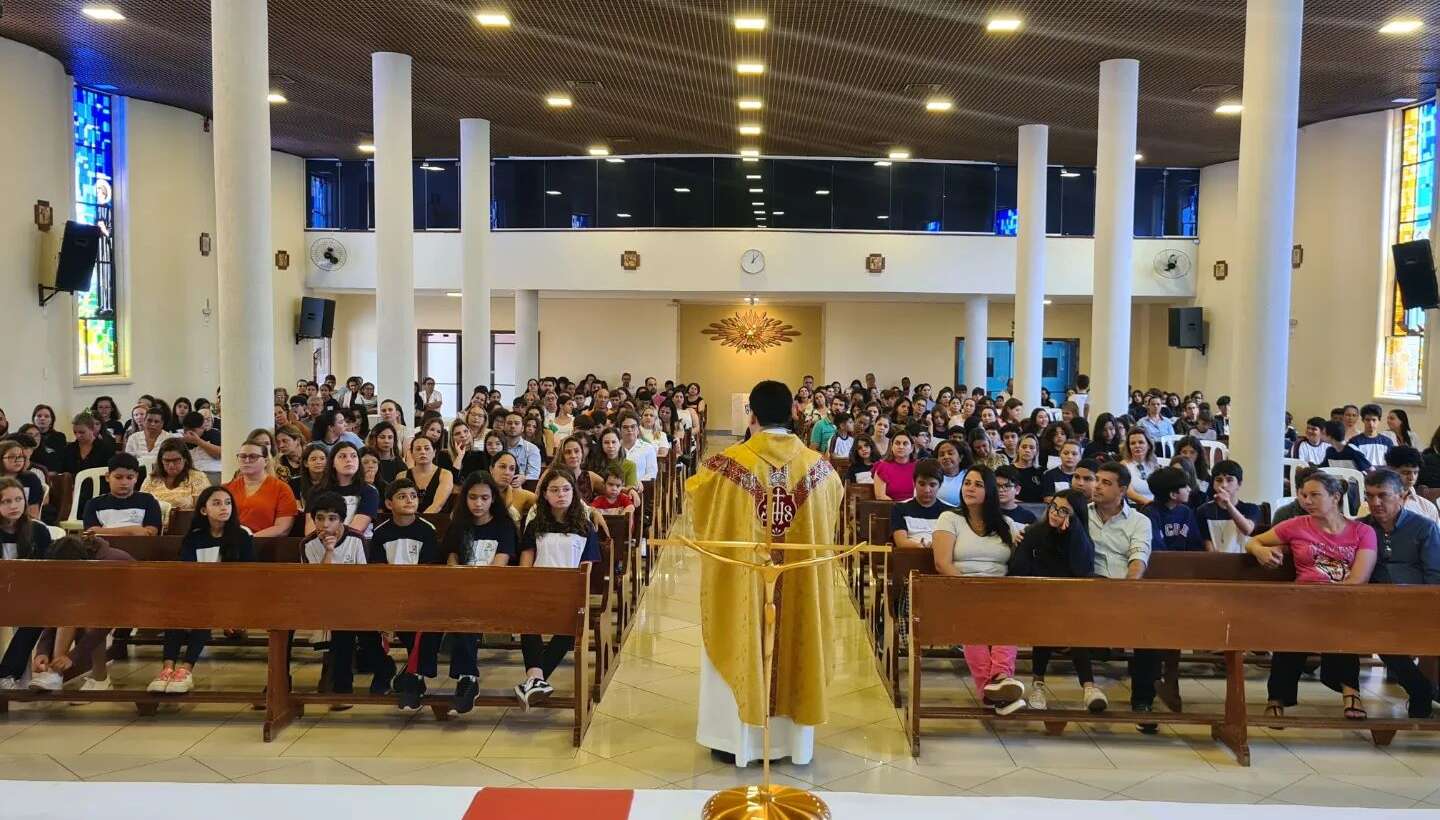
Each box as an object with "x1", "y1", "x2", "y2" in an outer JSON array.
[
  {"x1": 739, "y1": 124, "x2": 762, "y2": 136},
  {"x1": 742, "y1": 157, "x2": 760, "y2": 163},
  {"x1": 986, "y1": 16, "x2": 1022, "y2": 33},
  {"x1": 1394, "y1": 97, "x2": 1420, "y2": 104},
  {"x1": 588, "y1": 145, "x2": 610, "y2": 156},
  {"x1": 1134, "y1": 152, "x2": 1144, "y2": 161},
  {"x1": 876, "y1": 214, "x2": 889, "y2": 220},
  {"x1": 420, "y1": 164, "x2": 445, "y2": 171},
  {"x1": 616, "y1": 212, "x2": 632, "y2": 218},
  {"x1": 925, "y1": 98, "x2": 953, "y2": 112},
  {"x1": 815, "y1": 189, "x2": 830, "y2": 195},
  {"x1": 772, "y1": 211, "x2": 785, "y2": 215},
  {"x1": 267, "y1": 92, "x2": 288, "y2": 104},
  {"x1": 753, "y1": 210, "x2": 766, "y2": 214},
  {"x1": 740, "y1": 147, "x2": 761, "y2": 157},
  {"x1": 1380, "y1": 19, "x2": 1423, "y2": 34},
  {"x1": 545, "y1": 190, "x2": 562, "y2": 196},
  {"x1": 81, "y1": 6, "x2": 125, "y2": 21},
  {"x1": 736, "y1": 62, "x2": 766, "y2": 75},
  {"x1": 749, "y1": 187, "x2": 764, "y2": 193},
  {"x1": 888, "y1": 149, "x2": 911, "y2": 160},
  {"x1": 605, "y1": 157, "x2": 625, "y2": 163},
  {"x1": 446, "y1": 291, "x2": 463, "y2": 298},
  {"x1": 1215, "y1": 102, "x2": 1243, "y2": 115},
  {"x1": 358, "y1": 142, "x2": 376, "y2": 153},
  {"x1": 874, "y1": 160, "x2": 892, "y2": 167},
  {"x1": 674, "y1": 187, "x2": 691, "y2": 193},
  {"x1": 1060, "y1": 169, "x2": 1080, "y2": 178},
  {"x1": 746, "y1": 174, "x2": 762, "y2": 179},
  {"x1": 752, "y1": 201, "x2": 765, "y2": 206},
  {"x1": 734, "y1": 15, "x2": 766, "y2": 31},
  {"x1": 545, "y1": 94, "x2": 573, "y2": 108},
  {"x1": 475, "y1": 11, "x2": 511, "y2": 27},
  {"x1": 738, "y1": 98, "x2": 764, "y2": 111}
]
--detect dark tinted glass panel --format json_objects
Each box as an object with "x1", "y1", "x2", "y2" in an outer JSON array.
[
  {"x1": 1058, "y1": 167, "x2": 1095, "y2": 236},
  {"x1": 598, "y1": 158, "x2": 655, "y2": 227},
  {"x1": 1133, "y1": 167, "x2": 1166, "y2": 237},
  {"x1": 421, "y1": 159, "x2": 460, "y2": 229},
  {"x1": 654, "y1": 157, "x2": 714, "y2": 227},
  {"x1": 365, "y1": 162, "x2": 375, "y2": 230},
  {"x1": 770, "y1": 159, "x2": 832, "y2": 229},
  {"x1": 942, "y1": 164, "x2": 995, "y2": 232},
  {"x1": 714, "y1": 158, "x2": 769, "y2": 228},
  {"x1": 412, "y1": 161, "x2": 427, "y2": 229},
  {"x1": 994, "y1": 165, "x2": 1018, "y2": 235},
  {"x1": 832, "y1": 160, "x2": 891, "y2": 230},
  {"x1": 306, "y1": 160, "x2": 340, "y2": 229},
  {"x1": 492, "y1": 160, "x2": 545, "y2": 228},
  {"x1": 542, "y1": 159, "x2": 596, "y2": 228},
  {"x1": 1044, "y1": 167, "x2": 1064, "y2": 234},
  {"x1": 1164, "y1": 169, "x2": 1200, "y2": 237},
  {"x1": 892, "y1": 162, "x2": 944, "y2": 231},
  {"x1": 335, "y1": 160, "x2": 370, "y2": 230}
]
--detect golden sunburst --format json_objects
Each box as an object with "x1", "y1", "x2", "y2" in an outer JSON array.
[{"x1": 702, "y1": 309, "x2": 801, "y2": 354}]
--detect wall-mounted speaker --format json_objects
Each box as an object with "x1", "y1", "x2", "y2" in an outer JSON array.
[
  {"x1": 296, "y1": 296, "x2": 335, "y2": 342},
  {"x1": 1168, "y1": 306, "x2": 1205, "y2": 354}
]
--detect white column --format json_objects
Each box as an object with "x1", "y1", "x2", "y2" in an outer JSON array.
[
  {"x1": 1012, "y1": 124, "x2": 1048, "y2": 408},
  {"x1": 460, "y1": 118, "x2": 492, "y2": 395},
  {"x1": 514, "y1": 289, "x2": 540, "y2": 386},
  {"x1": 1090, "y1": 58, "x2": 1140, "y2": 418},
  {"x1": 1231, "y1": 0, "x2": 1303, "y2": 502},
  {"x1": 211, "y1": 0, "x2": 274, "y2": 478},
  {"x1": 964, "y1": 297, "x2": 989, "y2": 393},
  {"x1": 372, "y1": 52, "x2": 415, "y2": 406}
]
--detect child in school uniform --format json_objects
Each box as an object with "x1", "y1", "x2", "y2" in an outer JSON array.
[
  {"x1": 369, "y1": 479, "x2": 450, "y2": 713},
  {"x1": 513, "y1": 470, "x2": 602, "y2": 709},
  {"x1": 1196, "y1": 460, "x2": 1260, "y2": 553},
  {"x1": 148, "y1": 485, "x2": 255, "y2": 694},
  {"x1": 1142, "y1": 467, "x2": 1205, "y2": 551},
  {"x1": 303, "y1": 492, "x2": 395, "y2": 701},
  {"x1": 82, "y1": 453, "x2": 162, "y2": 537},
  {"x1": 0, "y1": 477, "x2": 53, "y2": 690}
]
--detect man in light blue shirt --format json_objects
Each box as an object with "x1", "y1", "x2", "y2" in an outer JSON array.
[
  {"x1": 1135, "y1": 395, "x2": 1175, "y2": 443},
  {"x1": 501, "y1": 411, "x2": 542, "y2": 480}
]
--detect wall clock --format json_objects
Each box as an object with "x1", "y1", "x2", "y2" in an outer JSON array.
[{"x1": 740, "y1": 248, "x2": 765, "y2": 275}]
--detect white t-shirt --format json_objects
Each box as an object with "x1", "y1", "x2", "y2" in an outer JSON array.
[
  {"x1": 533, "y1": 532, "x2": 588, "y2": 569},
  {"x1": 125, "y1": 430, "x2": 178, "y2": 465},
  {"x1": 303, "y1": 534, "x2": 367, "y2": 565},
  {"x1": 1125, "y1": 461, "x2": 1155, "y2": 502},
  {"x1": 626, "y1": 438, "x2": 659, "y2": 482},
  {"x1": 831, "y1": 436, "x2": 854, "y2": 458},
  {"x1": 933, "y1": 511, "x2": 1012, "y2": 577}
]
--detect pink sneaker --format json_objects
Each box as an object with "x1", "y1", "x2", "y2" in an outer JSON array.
[
  {"x1": 147, "y1": 668, "x2": 175, "y2": 694},
  {"x1": 166, "y1": 668, "x2": 194, "y2": 694}
]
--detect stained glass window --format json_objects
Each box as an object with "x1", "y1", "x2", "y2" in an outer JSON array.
[
  {"x1": 73, "y1": 86, "x2": 119, "y2": 377},
  {"x1": 1384, "y1": 101, "x2": 1435, "y2": 397}
]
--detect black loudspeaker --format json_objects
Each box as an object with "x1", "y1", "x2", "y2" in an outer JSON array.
[
  {"x1": 297, "y1": 297, "x2": 335, "y2": 341},
  {"x1": 1168, "y1": 306, "x2": 1205, "y2": 352},
  {"x1": 55, "y1": 220, "x2": 102, "y2": 292},
  {"x1": 1393, "y1": 239, "x2": 1440, "y2": 311}
]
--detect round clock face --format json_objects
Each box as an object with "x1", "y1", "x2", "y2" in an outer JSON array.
[{"x1": 740, "y1": 248, "x2": 765, "y2": 275}]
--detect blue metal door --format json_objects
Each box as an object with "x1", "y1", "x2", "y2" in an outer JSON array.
[
  {"x1": 987, "y1": 340, "x2": 1012, "y2": 397},
  {"x1": 1041, "y1": 340, "x2": 1077, "y2": 398}
]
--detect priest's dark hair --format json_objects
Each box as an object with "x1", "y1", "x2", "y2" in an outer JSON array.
[{"x1": 749, "y1": 380, "x2": 793, "y2": 428}]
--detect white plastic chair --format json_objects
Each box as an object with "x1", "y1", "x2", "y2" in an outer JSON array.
[
  {"x1": 46, "y1": 525, "x2": 64, "y2": 542},
  {"x1": 1281, "y1": 457, "x2": 1307, "y2": 490},
  {"x1": 60, "y1": 467, "x2": 108, "y2": 531},
  {"x1": 157, "y1": 499, "x2": 173, "y2": 533},
  {"x1": 1319, "y1": 466, "x2": 1365, "y2": 517},
  {"x1": 1156, "y1": 434, "x2": 1184, "y2": 459},
  {"x1": 1199, "y1": 440, "x2": 1229, "y2": 467}
]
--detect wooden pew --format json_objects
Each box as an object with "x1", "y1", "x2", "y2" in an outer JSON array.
[
  {"x1": 905, "y1": 573, "x2": 1440, "y2": 764},
  {"x1": 0, "y1": 558, "x2": 596, "y2": 745},
  {"x1": 603, "y1": 511, "x2": 639, "y2": 643},
  {"x1": 880, "y1": 547, "x2": 933, "y2": 706}
]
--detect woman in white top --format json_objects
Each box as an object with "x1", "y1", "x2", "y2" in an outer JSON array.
[
  {"x1": 125, "y1": 407, "x2": 177, "y2": 469},
  {"x1": 378, "y1": 400, "x2": 410, "y2": 448},
  {"x1": 638, "y1": 405, "x2": 671, "y2": 457},
  {"x1": 669, "y1": 391, "x2": 696, "y2": 434},
  {"x1": 933, "y1": 439, "x2": 970, "y2": 508},
  {"x1": 929, "y1": 465, "x2": 1025, "y2": 714},
  {"x1": 1121, "y1": 429, "x2": 1161, "y2": 506}
]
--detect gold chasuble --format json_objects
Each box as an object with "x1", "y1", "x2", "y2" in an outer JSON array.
[{"x1": 689, "y1": 430, "x2": 842, "y2": 740}]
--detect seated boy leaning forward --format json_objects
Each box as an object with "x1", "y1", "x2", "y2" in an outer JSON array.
[{"x1": 27, "y1": 535, "x2": 135, "y2": 694}]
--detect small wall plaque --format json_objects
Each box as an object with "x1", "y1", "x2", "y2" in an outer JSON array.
[
  {"x1": 275, "y1": 250, "x2": 291, "y2": 270},
  {"x1": 34, "y1": 200, "x2": 53, "y2": 231},
  {"x1": 1213, "y1": 260, "x2": 1228, "y2": 281},
  {"x1": 199, "y1": 232, "x2": 212, "y2": 257},
  {"x1": 1292, "y1": 244, "x2": 1303, "y2": 268},
  {"x1": 865, "y1": 253, "x2": 886, "y2": 274},
  {"x1": 621, "y1": 250, "x2": 641, "y2": 270}
]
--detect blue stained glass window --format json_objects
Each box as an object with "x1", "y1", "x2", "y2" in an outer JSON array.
[
  {"x1": 72, "y1": 86, "x2": 118, "y2": 377},
  {"x1": 994, "y1": 208, "x2": 1018, "y2": 236}
]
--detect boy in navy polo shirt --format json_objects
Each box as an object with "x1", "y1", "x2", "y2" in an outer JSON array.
[
  {"x1": 1347, "y1": 404, "x2": 1393, "y2": 468},
  {"x1": 890, "y1": 459, "x2": 954, "y2": 548},
  {"x1": 1042, "y1": 441, "x2": 1083, "y2": 500},
  {"x1": 1195, "y1": 460, "x2": 1260, "y2": 553},
  {"x1": 1321, "y1": 420, "x2": 1372, "y2": 471},
  {"x1": 82, "y1": 453, "x2": 162, "y2": 537},
  {"x1": 1142, "y1": 467, "x2": 1203, "y2": 550}
]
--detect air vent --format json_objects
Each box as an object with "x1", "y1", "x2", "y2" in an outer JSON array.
[
  {"x1": 1190, "y1": 83, "x2": 1239, "y2": 94},
  {"x1": 569, "y1": 80, "x2": 604, "y2": 90}
]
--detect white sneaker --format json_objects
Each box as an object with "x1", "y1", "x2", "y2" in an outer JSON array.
[
  {"x1": 78, "y1": 677, "x2": 112, "y2": 692},
  {"x1": 0, "y1": 677, "x2": 20, "y2": 691},
  {"x1": 1029, "y1": 680, "x2": 1051, "y2": 710},
  {"x1": 992, "y1": 677, "x2": 1025, "y2": 704},
  {"x1": 1084, "y1": 683, "x2": 1109, "y2": 713},
  {"x1": 995, "y1": 697, "x2": 1027, "y2": 716},
  {"x1": 28, "y1": 671, "x2": 63, "y2": 692}
]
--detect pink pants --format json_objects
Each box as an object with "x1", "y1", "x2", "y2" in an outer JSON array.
[{"x1": 963, "y1": 644, "x2": 1018, "y2": 691}]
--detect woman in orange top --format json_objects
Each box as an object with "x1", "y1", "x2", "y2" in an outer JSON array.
[{"x1": 223, "y1": 441, "x2": 298, "y2": 537}]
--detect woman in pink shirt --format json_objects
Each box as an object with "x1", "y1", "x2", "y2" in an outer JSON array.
[
  {"x1": 1245, "y1": 472, "x2": 1377, "y2": 720},
  {"x1": 872, "y1": 432, "x2": 917, "y2": 502}
]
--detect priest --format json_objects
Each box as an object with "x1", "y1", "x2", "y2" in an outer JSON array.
[{"x1": 687, "y1": 379, "x2": 843, "y2": 766}]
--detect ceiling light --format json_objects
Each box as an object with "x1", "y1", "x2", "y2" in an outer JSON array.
[
  {"x1": 1380, "y1": 19, "x2": 1423, "y2": 34},
  {"x1": 81, "y1": 6, "x2": 125, "y2": 21},
  {"x1": 267, "y1": 92, "x2": 287, "y2": 104},
  {"x1": 736, "y1": 62, "x2": 766, "y2": 75},
  {"x1": 1215, "y1": 103, "x2": 1243, "y2": 115},
  {"x1": 588, "y1": 145, "x2": 610, "y2": 156},
  {"x1": 986, "y1": 16, "x2": 1022, "y2": 33},
  {"x1": 1394, "y1": 97, "x2": 1420, "y2": 104},
  {"x1": 446, "y1": 291, "x2": 463, "y2": 298},
  {"x1": 1134, "y1": 152, "x2": 1144, "y2": 161},
  {"x1": 752, "y1": 201, "x2": 765, "y2": 206},
  {"x1": 734, "y1": 15, "x2": 766, "y2": 31},
  {"x1": 746, "y1": 174, "x2": 762, "y2": 179},
  {"x1": 753, "y1": 210, "x2": 765, "y2": 214},
  {"x1": 738, "y1": 98, "x2": 764, "y2": 111},
  {"x1": 740, "y1": 147, "x2": 760, "y2": 157},
  {"x1": 545, "y1": 190, "x2": 562, "y2": 196},
  {"x1": 419, "y1": 164, "x2": 445, "y2": 171},
  {"x1": 605, "y1": 157, "x2": 625, "y2": 163},
  {"x1": 545, "y1": 94, "x2": 573, "y2": 108},
  {"x1": 1060, "y1": 169, "x2": 1080, "y2": 178},
  {"x1": 739, "y1": 124, "x2": 762, "y2": 136},
  {"x1": 925, "y1": 98, "x2": 953, "y2": 112},
  {"x1": 877, "y1": 214, "x2": 889, "y2": 220},
  {"x1": 358, "y1": 142, "x2": 376, "y2": 153},
  {"x1": 475, "y1": 11, "x2": 511, "y2": 27},
  {"x1": 742, "y1": 157, "x2": 759, "y2": 163},
  {"x1": 616, "y1": 212, "x2": 632, "y2": 218},
  {"x1": 1043, "y1": 299, "x2": 1054, "y2": 305},
  {"x1": 674, "y1": 187, "x2": 691, "y2": 193},
  {"x1": 888, "y1": 149, "x2": 911, "y2": 160},
  {"x1": 874, "y1": 160, "x2": 892, "y2": 167},
  {"x1": 749, "y1": 187, "x2": 764, "y2": 193},
  {"x1": 772, "y1": 211, "x2": 785, "y2": 215},
  {"x1": 815, "y1": 189, "x2": 830, "y2": 195}
]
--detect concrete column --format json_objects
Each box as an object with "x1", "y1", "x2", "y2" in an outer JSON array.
[
  {"x1": 1230, "y1": 0, "x2": 1303, "y2": 502},
  {"x1": 1090, "y1": 58, "x2": 1140, "y2": 418},
  {"x1": 372, "y1": 52, "x2": 416, "y2": 407},
  {"x1": 211, "y1": 0, "x2": 274, "y2": 477},
  {"x1": 460, "y1": 118, "x2": 492, "y2": 396},
  {"x1": 514, "y1": 289, "x2": 540, "y2": 387},
  {"x1": 963, "y1": 297, "x2": 989, "y2": 394},
  {"x1": 1012, "y1": 124, "x2": 1048, "y2": 408}
]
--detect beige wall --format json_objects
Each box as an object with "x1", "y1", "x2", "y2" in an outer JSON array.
[{"x1": 677, "y1": 304, "x2": 823, "y2": 411}]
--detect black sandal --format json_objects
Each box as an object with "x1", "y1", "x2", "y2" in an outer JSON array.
[
  {"x1": 1343, "y1": 694, "x2": 1367, "y2": 721},
  {"x1": 1264, "y1": 703, "x2": 1285, "y2": 729}
]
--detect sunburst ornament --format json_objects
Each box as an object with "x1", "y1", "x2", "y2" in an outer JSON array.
[{"x1": 702, "y1": 309, "x2": 801, "y2": 355}]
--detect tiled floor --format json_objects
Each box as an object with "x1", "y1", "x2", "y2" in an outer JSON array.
[{"x1": 2, "y1": 473, "x2": 1439, "y2": 808}]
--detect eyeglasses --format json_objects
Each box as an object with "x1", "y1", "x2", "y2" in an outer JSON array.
[
  {"x1": 995, "y1": 481, "x2": 1015, "y2": 491},
  {"x1": 1048, "y1": 503, "x2": 1073, "y2": 518},
  {"x1": 237, "y1": 453, "x2": 264, "y2": 461}
]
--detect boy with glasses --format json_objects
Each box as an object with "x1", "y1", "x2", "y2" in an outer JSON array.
[{"x1": 994, "y1": 465, "x2": 1037, "y2": 525}]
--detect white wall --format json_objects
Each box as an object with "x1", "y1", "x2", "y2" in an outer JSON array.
[{"x1": 305, "y1": 229, "x2": 1199, "y2": 300}]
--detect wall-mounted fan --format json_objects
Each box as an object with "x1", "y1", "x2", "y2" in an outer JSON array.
[
  {"x1": 309, "y1": 237, "x2": 347, "y2": 272},
  {"x1": 1153, "y1": 248, "x2": 1192, "y2": 280}
]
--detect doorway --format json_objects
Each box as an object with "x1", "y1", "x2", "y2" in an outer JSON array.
[
  {"x1": 955, "y1": 337, "x2": 1080, "y2": 399},
  {"x1": 418, "y1": 330, "x2": 461, "y2": 418}
]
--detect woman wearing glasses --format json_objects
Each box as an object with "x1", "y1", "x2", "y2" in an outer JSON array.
[{"x1": 223, "y1": 441, "x2": 299, "y2": 538}]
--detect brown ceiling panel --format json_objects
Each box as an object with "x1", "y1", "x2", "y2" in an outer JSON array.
[{"x1": 3, "y1": 0, "x2": 1439, "y2": 166}]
